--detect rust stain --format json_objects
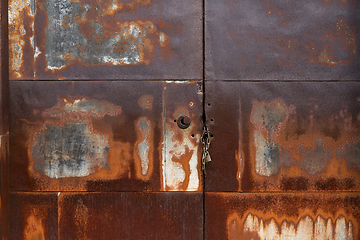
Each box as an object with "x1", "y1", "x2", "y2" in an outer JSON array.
[
  {"x1": 24, "y1": 212, "x2": 45, "y2": 240},
  {"x1": 138, "y1": 95, "x2": 153, "y2": 109},
  {"x1": 162, "y1": 107, "x2": 201, "y2": 191},
  {"x1": 75, "y1": 199, "x2": 88, "y2": 240},
  {"x1": 134, "y1": 117, "x2": 154, "y2": 180},
  {"x1": 228, "y1": 212, "x2": 355, "y2": 239}
]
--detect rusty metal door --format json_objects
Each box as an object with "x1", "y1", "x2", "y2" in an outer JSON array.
[
  {"x1": 3, "y1": 0, "x2": 204, "y2": 239},
  {"x1": 204, "y1": 0, "x2": 360, "y2": 239},
  {"x1": 2, "y1": 0, "x2": 360, "y2": 239}
]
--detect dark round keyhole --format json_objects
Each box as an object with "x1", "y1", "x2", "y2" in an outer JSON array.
[{"x1": 177, "y1": 115, "x2": 191, "y2": 129}]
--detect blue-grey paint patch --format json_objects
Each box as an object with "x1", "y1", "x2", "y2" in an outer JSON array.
[
  {"x1": 32, "y1": 122, "x2": 110, "y2": 178},
  {"x1": 298, "y1": 138, "x2": 333, "y2": 175},
  {"x1": 45, "y1": 0, "x2": 167, "y2": 69},
  {"x1": 252, "y1": 100, "x2": 295, "y2": 177}
]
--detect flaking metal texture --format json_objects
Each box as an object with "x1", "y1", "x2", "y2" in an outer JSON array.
[
  {"x1": 205, "y1": 81, "x2": 360, "y2": 192},
  {"x1": 205, "y1": 192, "x2": 360, "y2": 240},
  {"x1": 59, "y1": 192, "x2": 203, "y2": 239},
  {"x1": 9, "y1": 0, "x2": 202, "y2": 80},
  {"x1": 9, "y1": 193, "x2": 58, "y2": 240},
  {"x1": 9, "y1": 80, "x2": 202, "y2": 191},
  {"x1": 205, "y1": 0, "x2": 360, "y2": 80}
]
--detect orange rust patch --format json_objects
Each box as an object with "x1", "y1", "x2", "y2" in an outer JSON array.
[
  {"x1": 138, "y1": 95, "x2": 153, "y2": 109},
  {"x1": 9, "y1": 0, "x2": 35, "y2": 79},
  {"x1": 75, "y1": 199, "x2": 88, "y2": 240},
  {"x1": 24, "y1": 213, "x2": 45, "y2": 240}
]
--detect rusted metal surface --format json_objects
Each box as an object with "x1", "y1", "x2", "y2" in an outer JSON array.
[
  {"x1": 9, "y1": 192, "x2": 58, "y2": 240},
  {"x1": 59, "y1": 192, "x2": 203, "y2": 239},
  {"x1": 9, "y1": 80, "x2": 202, "y2": 191},
  {"x1": 205, "y1": 81, "x2": 360, "y2": 192},
  {"x1": 9, "y1": 0, "x2": 202, "y2": 80},
  {"x1": 205, "y1": 192, "x2": 360, "y2": 239},
  {"x1": 0, "y1": 135, "x2": 9, "y2": 239},
  {"x1": 205, "y1": 0, "x2": 360, "y2": 80}
]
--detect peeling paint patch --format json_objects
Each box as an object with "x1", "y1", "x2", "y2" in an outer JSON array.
[
  {"x1": 45, "y1": 0, "x2": 170, "y2": 69},
  {"x1": 31, "y1": 98, "x2": 121, "y2": 178},
  {"x1": 32, "y1": 122, "x2": 110, "y2": 179},
  {"x1": 251, "y1": 100, "x2": 296, "y2": 177},
  {"x1": 228, "y1": 213, "x2": 354, "y2": 240},
  {"x1": 162, "y1": 121, "x2": 200, "y2": 191},
  {"x1": 24, "y1": 213, "x2": 45, "y2": 240}
]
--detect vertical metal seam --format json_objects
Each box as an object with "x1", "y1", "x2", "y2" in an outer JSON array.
[{"x1": 202, "y1": 0, "x2": 206, "y2": 238}]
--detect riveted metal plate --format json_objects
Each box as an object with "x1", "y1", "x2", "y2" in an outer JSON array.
[
  {"x1": 9, "y1": 193, "x2": 58, "y2": 240},
  {"x1": 9, "y1": 0, "x2": 202, "y2": 80},
  {"x1": 205, "y1": 192, "x2": 360, "y2": 240},
  {"x1": 205, "y1": 0, "x2": 360, "y2": 80},
  {"x1": 59, "y1": 192, "x2": 203, "y2": 239},
  {"x1": 205, "y1": 81, "x2": 360, "y2": 192},
  {"x1": 9, "y1": 80, "x2": 202, "y2": 191}
]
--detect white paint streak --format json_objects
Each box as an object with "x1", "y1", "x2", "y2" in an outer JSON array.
[
  {"x1": 163, "y1": 126, "x2": 186, "y2": 190},
  {"x1": 242, "y1": 213, "x2": 354, "y2": 240},
  {"x1": 162, "y1": 124, "x2": 200, "y2": 191},
  {"x1": 137, "y1": 117, "x2": 150, "y2": 176},
  {"x1": 187, "y1": 134, "x2": 200, "y2": 191},
  {"x1": 254, "y1": 130, "x2": 274, "y2": 177}
]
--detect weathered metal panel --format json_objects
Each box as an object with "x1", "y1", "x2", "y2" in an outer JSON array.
[
  {"x1": 205, "y1": 81, "x2": 360, "y2": 192},
  {"x1": 9, "y1": 0, "x2": 202, "y2": 80},
  {"x1": 205, "y1": 0, "x2": 360, "y2": 80},
  {"x1": 9, "y1": 80, "x2": 202, "y2": 191},
  {"x1": 9, "y1": 193, "x2": 58, "y2": 240},
  {"x1": 205, "y1": 192, "x2": 360, "y2": 240},
  {"x1": 59, "y1": 192, "x2": 203, "y2": 239},
  {"x1": 163, "y1": 81, "x2": 203, "y2": 191}
]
